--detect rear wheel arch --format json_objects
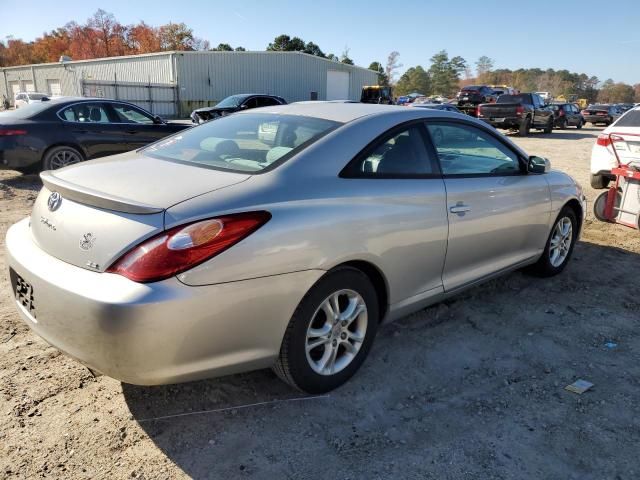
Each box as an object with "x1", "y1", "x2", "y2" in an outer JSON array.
[
  {"x1": 41, "y1": 143, "x2": 87, "y2": 163},
  {"x1": 333, "y1": 260, "x2": 389, "y2": 322}
]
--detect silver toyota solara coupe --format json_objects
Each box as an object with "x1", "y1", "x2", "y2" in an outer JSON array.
[{"x1": 5, "y1": 103, "x2": 586, "y2": 393}]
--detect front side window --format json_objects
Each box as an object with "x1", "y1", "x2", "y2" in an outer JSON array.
[
  {"x1": 59, "y1": 103, "x2": 110, "y2": 123},
  {"x1": 112, "y1": 104, "x2": 154, "y2": 124},
  {"x1": 427, "y1": 122, "x2": 522, "y2": 176},
  {"x1": 256, "y1": 97, "x2": 280, "y2": 107},
  {"x1": 143, "y1": 113, "x2": 339, "y2": 173},
  {"x1": 347, "y1": 125, "x2": 434, "y2": 176}
]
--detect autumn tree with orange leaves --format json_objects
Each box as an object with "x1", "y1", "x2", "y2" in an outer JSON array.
[{"x1": 0, "y1": 9, "x2": 217, "y2": 67}]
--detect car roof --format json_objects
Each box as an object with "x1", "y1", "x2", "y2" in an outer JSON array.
[{"x1": 248, "y1": 103, "x2": 454, "y2": 123}]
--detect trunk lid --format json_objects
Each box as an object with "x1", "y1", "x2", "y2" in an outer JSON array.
[{"x1": 31, "y1": 151, "x2": 250, "y2": 272}]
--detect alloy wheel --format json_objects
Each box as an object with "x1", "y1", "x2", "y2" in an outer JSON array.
[
  {"x1": 549, "y1": 217, "x2": 573, "y2": 267},
  {"x1": 49, "y1": 149, "x2": 82, "y2": 169},
  {"x1": 305, "y1": 289, "x2": 368, "y2": 376}
]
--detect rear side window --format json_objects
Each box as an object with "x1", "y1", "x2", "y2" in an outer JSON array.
[
  {"x1": 615, "y1": 110, "x2": 640, "y2": 127},
  {"x1": 59, "y1": 103, "x2": 110, "y2": 123},
  {"x1": 345, "y1": 125, "x2": 435, "y2": 177},
  {"x1": 143, "y1": 113, "x2": 339, "y2": 173},
  {"x1": 112, "y1": 104, "x2": 154, "y2": 124},
  {"x1": 427, "y1": 122, "x2": 521, "y2": 176}
]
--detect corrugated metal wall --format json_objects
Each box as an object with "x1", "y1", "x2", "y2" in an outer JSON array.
[
  {"x1": 175, "y1": 51, "x2": 377, "y2": 110},
  {"x1": 1, "y1": 51, "x2": 377, "y2": 117},
  {"x1": 1, "y1": 53, "x2": 174, "y2": 101}
]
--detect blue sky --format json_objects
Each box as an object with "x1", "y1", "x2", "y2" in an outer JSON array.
[{"x1": 2, "y1": 0, "x2": 639, "y2": 84}]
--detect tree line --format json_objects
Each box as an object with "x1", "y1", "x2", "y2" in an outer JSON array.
[{"x1": 371, "y1": 52, "x2": 640, "y2": 104}]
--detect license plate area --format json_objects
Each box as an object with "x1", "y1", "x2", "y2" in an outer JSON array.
[
  {"x1": 492, "y1": 117, "x2": 505, "y2": 122},
  {"x1": 10, "y1": 268, "x2": 36, "y2": 321}
]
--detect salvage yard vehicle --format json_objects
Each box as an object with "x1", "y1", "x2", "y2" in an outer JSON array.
[
  {"x1": 550, "y1": 103, "x2": 584, "y2": 129},
  {"x1": 14, "y1": 92, "x2": 49, "y2": 108},
  {"x1": 360, "y1": 85, "x2": 394, "y2": 104},
  {"x1": 190, "y1": 94, "x2": 287, "y2": 124},
  {"x1": 0, "y1": 97, "x2": 189, "y2": 173},
  {"x1": 590, "y1": 106, "x2": 640, "y2": 188},
  {"x1": 477, "y1": 93, "x2": 554, "y2": 136},
  {"x1": 581, "y1": 104, "x2": 621, "y2": 126},
  {"x1": 456, "y1": 85, "x2": 497, "y2": 116},
  {"x1": 5, "y1": 103, "x2": 586, "y2": 393}
]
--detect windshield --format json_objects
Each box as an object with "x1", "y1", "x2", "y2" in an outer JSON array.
[
  {"x1": 215, "y1": 95, "x2": 247, "y2": 108},
  {"x1": 0, "y1": 101, "x2": 52, "y2": 119},
  {"x1": 142, "y1": 113, "x2": 340, "y2": 173}
]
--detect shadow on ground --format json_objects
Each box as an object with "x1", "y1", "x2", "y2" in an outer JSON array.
[{"x1": 123, "y1": 241, "x2": 640, "y2": 479}]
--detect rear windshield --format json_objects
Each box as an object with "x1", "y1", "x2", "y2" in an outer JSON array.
[
  {"x1": 28, "y1": 93, "x2": 47, "y2": 100},
  {"x1": 142, "y1": 113, "x2": 340, "y2": 173},
  {"x1": 587, "y1": 105, "x2": 608, "y2": 110},
  {"x1": 497, "y1": 94, "x2": 528, "y2": 104},
  {"x1": 462, "y1": 86, "x2": 480, "y2": 91},
  {"x1": 615, "y1": 109, "x2": 640, "y2": 127},
  {"x1": 0, "y1": 101, "x2": 52, "y2": 119}
]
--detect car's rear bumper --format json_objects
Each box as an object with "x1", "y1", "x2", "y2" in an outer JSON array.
[
  {"x1": 0, "y1": 144, "x2": 42, "y2": 170},
  {"x1": 5, "y1": 218, "x2": 324, "y2": 385},
  {"x1": 584, "y1": 115, "x2": 610, "y2": 123},
  {"x1": 479, "y1": 117, "x2": 522, "y2": 129}
]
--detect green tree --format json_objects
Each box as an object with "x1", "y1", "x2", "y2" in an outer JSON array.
[
  {"x1": 234, "y1": 46, "x2": 246, "y2": 51},
  {"x1": 303, "y1": 41, "x2": 325, "y2": 57},
  {"x1": 340, "y1": 47, "x2": 354, "y2": 65},
  {"x1": 395, "y1": 66, "x2": 430, "y2": 96},
  {"x1": 212, "y1": 43, "x2": 233, "y2": 51},
  {"x1": 159, "y1": 22, "x2": 196, "y2": 50},
  {"x1": 368, "y1": 61, "x2": 389, "y2": 86},
  {"x1": 428, "y1": 50, "x2": 466, "y2": 96}
]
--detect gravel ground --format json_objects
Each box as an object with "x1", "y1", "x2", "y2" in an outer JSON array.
[{"x1": 1, "y1": 126, "x2": 639, "y2": 480}]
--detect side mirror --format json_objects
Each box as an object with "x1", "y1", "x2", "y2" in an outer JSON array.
[
  {"x1": 239, "y1": 104, "x2": 249, "y2": 110},
  {"x1": 528, "y1": 156, "x2": 550, "y2": 174},
  {"x1": 153, "y1": 115, "x2": 163, "y2": 124}
]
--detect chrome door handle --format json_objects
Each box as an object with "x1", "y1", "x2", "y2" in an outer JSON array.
[{"x1": 449, "y1": 204, "x2": 471, "y2": 214}]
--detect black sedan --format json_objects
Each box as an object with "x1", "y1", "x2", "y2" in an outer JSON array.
[
  {"x1": 549, "y1": 103, "x2": 584, "y2": 129},
  {"x1": 409, "y1": 103, "x2": 463, "y2": 113},
  {"x1": 0, "y1": 97, "x2": 189, "y2": 172},
  {"x1": 580, "y1": 104, "x2": 622, "y2": 126},
  {"x1": 190, "y1": 94, "x2": 287, "y2": 124}
]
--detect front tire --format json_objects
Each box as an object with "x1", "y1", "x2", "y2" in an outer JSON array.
[
  {"x1": 526, "y1": 207, "x2": 578, "y2": 277},
  {"x1": 273, "y1": 267, "x2": 379, "y2": 393},
  {"x1": 543, "y1": 118, "x2": 553, "y2": 134},
  {"x1": 42, "y1": 145, "x2": 84, "y2": 170}
]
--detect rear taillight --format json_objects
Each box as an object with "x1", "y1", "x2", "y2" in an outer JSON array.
[
  {"x1": 106, "y1": 211, "x2": 271, "y2": 282},
  {"x1": 581, "y1": 110, "x2": 588, "y2": 115},
  {"x1": 476, "y1": 106, "x2": 481, "y2": 117},
  {"x1": 516, "y1": 105, "x2": 524, "y2": 116},
  {"x1": 596, "y1": 134, "x2": 625, "y2": 147},
  {"x1": 0, "y1": 129, "x2": 27, "y2": 136}
]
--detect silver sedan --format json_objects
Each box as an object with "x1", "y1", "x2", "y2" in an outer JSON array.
[{"x1": 5, "y1": 103, "x2": 586, "y2": 393}]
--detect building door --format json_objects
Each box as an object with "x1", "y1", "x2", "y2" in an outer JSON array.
[
  {"x1": 326, "y1": 70, "x2": 350, "y2": 100},
  {"x1": 9, "y1": 81, "x2": 20, "y2": 103},
  {"x1": 21, "y1": 81, "x2": 35, "y2": 92},
  {"x1": 46, "y1": 79, "x2": 62, "y2": 96}
]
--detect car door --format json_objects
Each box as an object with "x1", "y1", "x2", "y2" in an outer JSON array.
[
  {"x1": 531, "y1": 94, "x2": 546, "y2": 126},
  {"x1": 342, "y1": 122, "x2": 448, "y2": 302},
  {"x1": 108, "y1": 102, "x2": 172, "y2": 149},
  {"x1": 425, "y1": 120, "x2": 551, "y2": 291},
  {"x1": 58, "y1": 102, "x2": 131, "y2": 158}
]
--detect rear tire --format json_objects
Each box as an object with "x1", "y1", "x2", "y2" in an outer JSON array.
[
  {"x1": 42, "y1": 145, "x2": 84, "y2": 170},
  {"x1": 559, "y1": 118, "x2": 568, "y2": 130},
  {"x1": 576, "y1": 120, "x2": 583, "y2": 129},
  {"x1": 543, "y1": 118, "x2": 553, "y2": 134},
  {"x1": 526, "y1": 206, "x2": 578, "y2": 277},
  {"x1": 273, "y1": 267, "x2": 379, "y2": 393},
  {"x1": 590, "y1": 174, "x2": 610, "y2": 189},
  {"x1": 518, "y1": 117, "x2": 531, "y2": 137}
]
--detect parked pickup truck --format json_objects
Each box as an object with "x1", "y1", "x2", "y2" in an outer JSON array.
[{"x1": 477, "y1": 93, "x2": 554, "y2": 136}]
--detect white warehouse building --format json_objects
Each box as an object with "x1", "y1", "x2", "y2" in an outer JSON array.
[{"x1": 0, "y1": 51, "x2": 378, "y2": 118}]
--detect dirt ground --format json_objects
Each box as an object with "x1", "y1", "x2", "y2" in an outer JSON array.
[{"x1": 1, "y1": 126, "x2": 639, "y2": 480}]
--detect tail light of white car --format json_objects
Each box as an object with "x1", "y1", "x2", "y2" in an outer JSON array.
[{"x1": 107, "y1": 211, "x2": 271, "y2": 282}]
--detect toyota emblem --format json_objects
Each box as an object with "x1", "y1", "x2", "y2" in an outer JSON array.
[{"x1": 47, "y1": 192, "x2": 62, "y2": 212}]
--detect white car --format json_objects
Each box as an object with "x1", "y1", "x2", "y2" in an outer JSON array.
[
  {"x1": 535, "y1": 92, "x2": 551, "y2": 103},
  {"x1": 14, "y1": 92, "x2": 48, "y2": 109},
  {"x1": 590, "y1": 107, "x2": 640, "y2": 188}
]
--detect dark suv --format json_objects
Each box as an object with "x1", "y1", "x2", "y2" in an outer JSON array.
[
  {"x1": 191, "y1": 94, "x2": 287, "y2": 123},
  {"x1": 456, "y1": 85, "x2": 497, "y2": 105},
  {"x1": 550, "y1": 103, "x2": 584, "y2": 129}
]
